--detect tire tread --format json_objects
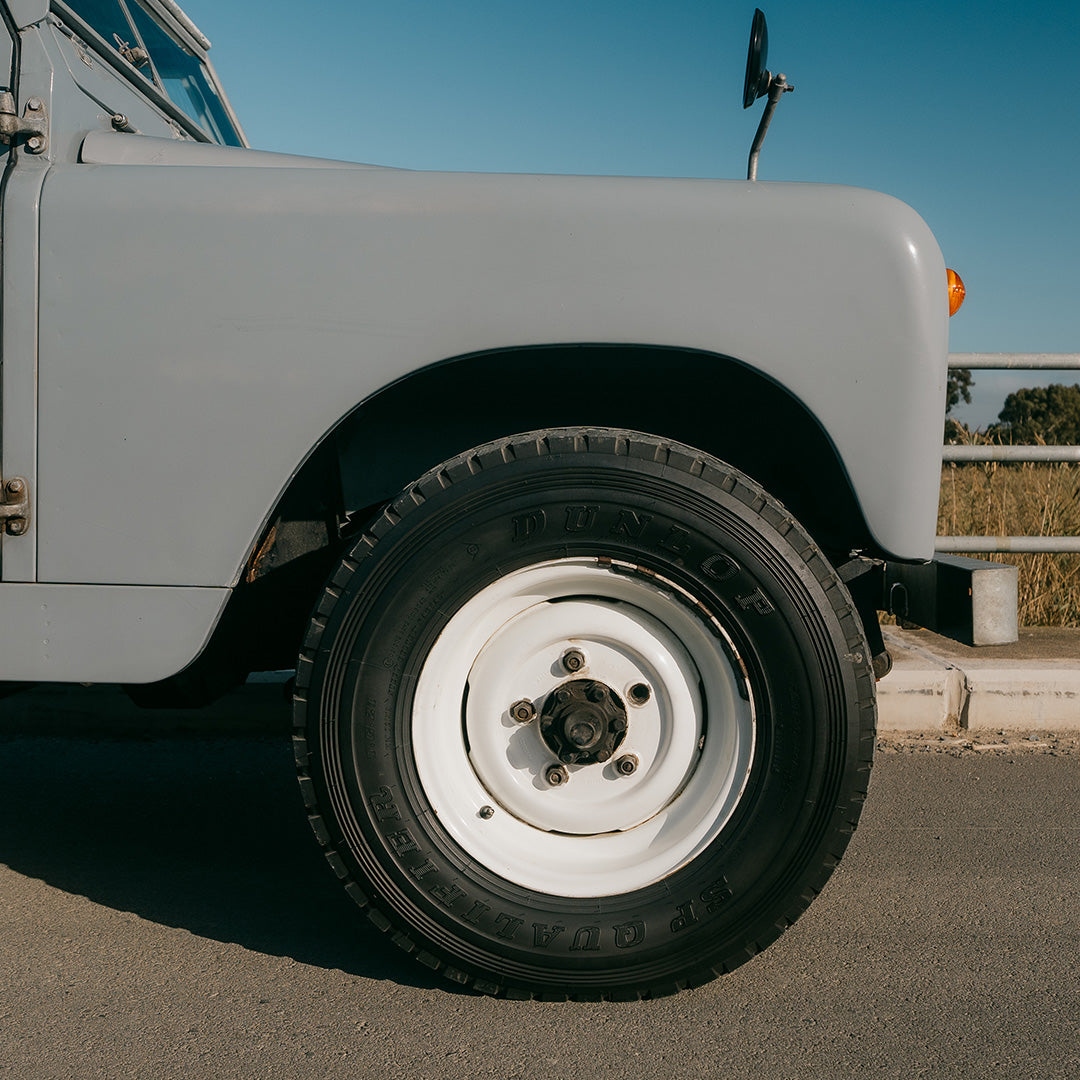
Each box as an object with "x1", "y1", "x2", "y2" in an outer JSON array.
[{"x1": 292, "y1": 427, "x2": 877, "y2": 999}]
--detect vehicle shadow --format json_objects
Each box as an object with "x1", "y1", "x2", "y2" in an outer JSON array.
[{"x1": 0, "y1": 697, "x2": 442, "y2": 990}]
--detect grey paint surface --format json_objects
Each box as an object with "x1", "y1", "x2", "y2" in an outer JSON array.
[
  {"x1": 80, "y1": 130, "x2": 378, "y2": 169},
  {"x1": 35, "y1": 160, "x2": 947, "y2": 589},
  {"x1": 0, "y1": 584, "x2": 227, "y2": 681},
  {"x1": 5, "y1": 0, "x2": 45, "y2": 28},
  {"x1": 0, "y1": 164, "x2": 46, "y2": 584}
]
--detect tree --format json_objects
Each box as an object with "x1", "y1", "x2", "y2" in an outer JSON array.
[
  {"x1": 989, "y1": 383, "x2": 1080, "y2": 445},
  {"x1": 946, "y1": 368, "x2": 973, "y2": 414},
  {"x1": 943, "y1": 368, "x2": 973, "y2": 442}
]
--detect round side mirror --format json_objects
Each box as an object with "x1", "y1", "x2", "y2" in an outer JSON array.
[{"x1": 742, "y1": 8, "x2": 770, "y2": 109}]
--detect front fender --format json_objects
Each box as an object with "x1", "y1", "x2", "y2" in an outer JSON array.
[{"x1": 34, "y1": 160, "x2": 946, "y2": 590}]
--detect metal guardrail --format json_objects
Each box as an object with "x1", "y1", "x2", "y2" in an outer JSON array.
[
  {"x1": 948, "y1": 353, "x2": 1080, "y2": 370},
  {"x1": 945, "y1": 446, "x2": 1080, "y2": 463},
  {"x1": 938, "y1": 353, "x2": 1080, "y2": 554}
]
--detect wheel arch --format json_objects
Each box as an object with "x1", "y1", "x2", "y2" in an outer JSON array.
[
  {"x1": 177, "y1": 344, "x2": 877, "y2": 691},
  {"x1": 324, "y1": 344, "x2": 874, "y2": 556}
]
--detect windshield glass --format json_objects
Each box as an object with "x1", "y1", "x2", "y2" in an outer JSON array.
[
  {"x1": 127, "y1": 2, "x2": 242, "y2": 146},
  {"x1": 68, "y1": 0, "x2": 132, "y2": 44},
  {"x1": 64, "y1": 0, "x2": 155, "y2": 83}
]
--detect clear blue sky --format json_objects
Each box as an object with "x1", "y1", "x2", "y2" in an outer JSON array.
[{"x1": 183, "y1": 0, "x2": 1079, "y2": 428}]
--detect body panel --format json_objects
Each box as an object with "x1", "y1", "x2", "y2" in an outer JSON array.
[
  {"x1": 80, "y1": 130, "x2": 377, "y2": 169},
  {"x1": 35, "y1": 161, "x2": 947, "y2": 590},
  {"x1": 0, "y1": 583, "x2": 226, "y2": 680},
  {"x1": 6, "y1": 0, "x2": 46, "y2": 28},
  {"x1": 0, "y1": 149, "x2": 47, "y2": 584}
]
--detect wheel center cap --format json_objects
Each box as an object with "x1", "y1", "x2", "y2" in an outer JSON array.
[{"x1": 539, "y1": 678, "x2": 628, "y2": 765}]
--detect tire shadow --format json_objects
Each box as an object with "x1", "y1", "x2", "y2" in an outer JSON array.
[{"x1": 0, "y1": 716, "x2": 441, "y2": 990}]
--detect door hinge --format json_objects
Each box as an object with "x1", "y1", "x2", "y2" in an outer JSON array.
[
  {"x1": 1, "y1": 477, "x2": 31, "y2": 535},
  {"x1": 0, "y1": 91, "x2": 48, "y2": 154}
]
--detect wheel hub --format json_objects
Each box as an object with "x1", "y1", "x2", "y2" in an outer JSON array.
[
  {"x1": 411, "y1": 558, "x2": 756, "y2": 894},
  {"x1": 539, "y1": 678, "x2": 627, "y2": 765}
]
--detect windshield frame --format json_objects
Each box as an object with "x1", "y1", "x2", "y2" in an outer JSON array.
[{"x1": 51, "y1": 0, "x2": 248, "y2": 147}]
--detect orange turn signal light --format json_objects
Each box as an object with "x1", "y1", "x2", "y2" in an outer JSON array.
[{"x1": 946, "y1": 268, "x2": 965, "y2": 316}]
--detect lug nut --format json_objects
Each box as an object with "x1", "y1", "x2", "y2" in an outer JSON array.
[
  {"x1": 545, "y1": 764, "x2": 569, "y2": 787},
  {"x1": 561, "y1": 648, "x2": 586, "y2": 674},
  {"x1": 628, "y1": 683, "x2": 651, "y2": 705},
  {"x1": 510, "y1": 699, "x2": 535, "y2": 723},
  {"x1": 615, "y1": 754, "x2": 639, "y2": 776}
]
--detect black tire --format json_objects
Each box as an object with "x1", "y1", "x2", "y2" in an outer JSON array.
[{"x1": 294, "y1": 429, "x2": 876, "y2": 998}]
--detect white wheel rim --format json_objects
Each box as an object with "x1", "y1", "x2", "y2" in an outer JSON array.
[{"x1": 412, "y1": 558, "x2": 756, "y2": 897}]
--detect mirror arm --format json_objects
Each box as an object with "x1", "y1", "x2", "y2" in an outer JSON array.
[{"x1": 746, "y1": 73, "x2": 794, "y2": 181}]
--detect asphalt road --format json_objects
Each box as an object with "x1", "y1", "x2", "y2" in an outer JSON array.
[{"x1": 1, "y1": 732, "x2": 1077, "y2": 1080}]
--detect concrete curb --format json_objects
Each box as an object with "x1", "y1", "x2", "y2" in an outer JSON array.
[{"x1": 877, "y1": 627, "x2": 1080, "y2": 734}]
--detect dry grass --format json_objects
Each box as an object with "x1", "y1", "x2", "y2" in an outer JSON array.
[{"x1": 939, "y1": 458, "x2": 1080, "y2": 626}]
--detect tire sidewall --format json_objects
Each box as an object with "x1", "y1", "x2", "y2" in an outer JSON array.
[{"x1": 306, "y1": 437, "x2": 870, "y2": 990}]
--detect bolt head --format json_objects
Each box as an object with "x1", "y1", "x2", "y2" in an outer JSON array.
[
  {"x1": 545, "y1": 764, "x2": 569, "y2": 786},
  {"x1": 6, "y1": 478, "x2": 24, "y2": 495},
  {"x1": 26, "y1": 136, "x2": 43, "y2": 152},
  {"x1": 479, "y1": 805, "x2": 495, "y2": 820},
  {"x1": 8, "y1": 521, "x2": 26, "y2": 535},
  {"x1": 561, "y1": 649, "x2": 585, "y2": 673},
  {"x1": 27, "y1": 98, "x2": 42, "y2": 111},
  {"x1": 615, "y1": 754, "x2": 639, "y2": 776},
  {"x1": 510, "y1": 699, "x2": 535, "y2": 723}
]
